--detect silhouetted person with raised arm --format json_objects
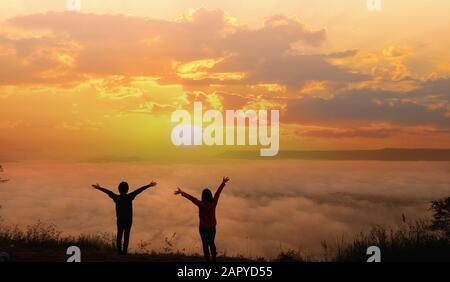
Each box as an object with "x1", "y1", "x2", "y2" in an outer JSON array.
[
  {"x1": 92, "y1": 181, "x2": 157, "y2": 255},
  {"x1": 174, "y1": 176, "x2": 230, "y2": 262}
]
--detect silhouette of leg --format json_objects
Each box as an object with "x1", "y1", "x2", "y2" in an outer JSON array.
[
  {"x1": 199, "y1": 228, "x2": 211, "y2": 262},
  {"x1": 123, "y1": 221, "x2": 132, "y2": 255},
  {"x1": 209, "y1": 227, "x2": 217, "y2": 262},
  {"x1": 116, "y1": 222, "x2": 124, "y2": 254}
]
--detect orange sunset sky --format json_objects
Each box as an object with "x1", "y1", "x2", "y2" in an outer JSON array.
[{"x1": 0, "y1": 0, "x2": 449, "y2": 161}]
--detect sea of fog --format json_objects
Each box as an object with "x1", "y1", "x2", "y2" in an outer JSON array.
[{"x1": 0, "y1": 160, "x2": 449, "y2": 259}]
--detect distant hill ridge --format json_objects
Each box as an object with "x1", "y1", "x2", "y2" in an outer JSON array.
[{"x1": 220, "y1": 148, "x2": 450, "y2": 161}]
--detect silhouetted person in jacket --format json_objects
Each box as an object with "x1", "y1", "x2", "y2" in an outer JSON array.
[
  {"x1": 174, "y1": 176, "x2": 229, "y2": 262},
  {"x1": 92, "y1": 181, "x2": 157, "y2": 255}
]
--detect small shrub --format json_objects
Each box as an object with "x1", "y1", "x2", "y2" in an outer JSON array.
[{"x1": 275, "y1": 249, "x2": 306, "y2": 262}]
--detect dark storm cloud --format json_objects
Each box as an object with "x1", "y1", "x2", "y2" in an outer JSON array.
[{"x1": 285, "y1": 79, "x2": 450, "y2": 128}]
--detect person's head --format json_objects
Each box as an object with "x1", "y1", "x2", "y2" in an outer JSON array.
[
  {"x1": 201, "y1": 188, "x2": 213, "y2": 203},
  {"x1": 118, "y1": 181, "x2": 129, "y2": 194}
]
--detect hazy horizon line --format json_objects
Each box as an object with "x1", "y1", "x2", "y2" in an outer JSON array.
[{"x1": 2, "y1": 148, "x2": 450, "y2": 164}]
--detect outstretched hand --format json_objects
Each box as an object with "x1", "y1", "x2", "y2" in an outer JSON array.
[
  {"x1": 92, "y1": 183, "x2": 101, "y2": 189},
  {"x1": 222, "y1": 176, "x2": 230, "y2": 184},
  {"x1": 149, "y1": 181, "x2": 157, "y2": 187},
  {"x1": 174, "y1": 187, "x2": 183, "y2": 195}
]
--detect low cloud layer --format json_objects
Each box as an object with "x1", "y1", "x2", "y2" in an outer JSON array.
[{"x1": 0, "y1": 160, "x2": 448, "y2": 258}]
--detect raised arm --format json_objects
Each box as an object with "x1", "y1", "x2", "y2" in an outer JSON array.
[
  {"x1": 213, "y1": 176, "x2": 229, "y2": 202},
  {"x1": 174, "y1": 187, "x2": 202, "y2": 206},
  {"x1": 92, "y1": 183, "x2": 117, "y2": 199},
  {"x1": 129, "y1": 181, "x2": 157, "y2": 198}
]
